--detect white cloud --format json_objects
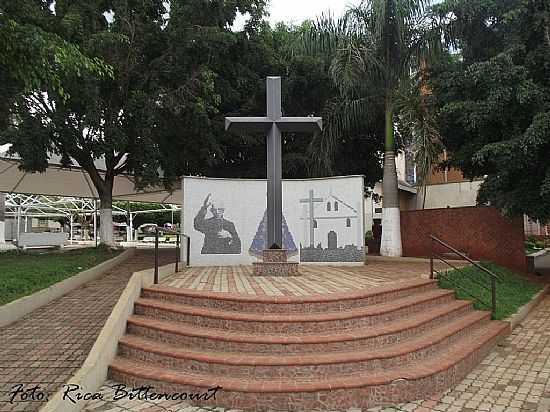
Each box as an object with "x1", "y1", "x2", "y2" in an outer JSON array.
[
  {"x1": 267, "y1": 0, "x2": 355, "y2": 25},
  {"x1": 233, "y1": 0, "x2": 358, "y2": 30}
]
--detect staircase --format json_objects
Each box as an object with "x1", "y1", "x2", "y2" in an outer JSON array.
[{"x1": 109, "y1": 278, "x2": 510, "y2": 411}]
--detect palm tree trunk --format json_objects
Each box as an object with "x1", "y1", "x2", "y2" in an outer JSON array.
[
  {"x1": 380, "y1": 96, "x2": 403, "y2": 256},
  {"x1": 422, "y1": 184, "x2": 427, "y2": 209}
]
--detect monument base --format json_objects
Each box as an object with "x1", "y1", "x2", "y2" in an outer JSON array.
[{"x1": 253, "y1": 249, "x2": 299, "y2": 276}]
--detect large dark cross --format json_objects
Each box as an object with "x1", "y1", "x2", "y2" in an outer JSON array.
[
  {"x1": 300, "y1": 190, "x2": 323, "y2": 248},
  {"x1": 225, "y1": 77, "x2": 322, "y2": 249}
]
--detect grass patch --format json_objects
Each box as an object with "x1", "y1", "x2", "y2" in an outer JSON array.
[
  {"x1": 437, "y1": 262, "x2": 543, "y2": 320},
  {"x1": 0, "y1": 247, "x2": 122, "y2": 305}
]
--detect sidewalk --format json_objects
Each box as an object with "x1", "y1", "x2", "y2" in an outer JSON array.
[{"x1": 0, "y1": 249, "x2": 174, "y2": 412}]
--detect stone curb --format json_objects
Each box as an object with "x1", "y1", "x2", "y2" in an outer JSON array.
[
  {"x1": 40, "y1": 262, "x2": 177, "y2": 412},
  {"x1": 0, "y1": 248, "x2": 135, "y2": 328},
  {"x1": 506, "y1": 284, "x2": 550, "y2": 330},
  {"x1": 366, "y1": 255, "x2": 470, "y2": 265}
]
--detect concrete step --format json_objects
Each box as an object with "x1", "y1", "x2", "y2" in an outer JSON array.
[
  {"x1": 109, "y1": 320, "x2": 510, "y2": 411},
  {"x1": 119, "y1": 310, "x2": 491, "y2": 379},
  {"x1": 133, "y1": 289, "x2": 456, "y2": 334},
  {"x1": 126, "y1": 299, "x2": 473, "y2": 354},
  {"x1": 141, "y1": 278, "x2": 438, "y2": 313}
]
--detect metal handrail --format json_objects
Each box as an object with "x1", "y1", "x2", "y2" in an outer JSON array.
[
  {"x1": 430, "y1": 235, "x2": 502, "y2": 282},
  {"x1": 153, "y1": 227, "x2": 190, "y2": 284},
  {"x1": 430, "y1": 235, "x2": 500, "y2": 318}
]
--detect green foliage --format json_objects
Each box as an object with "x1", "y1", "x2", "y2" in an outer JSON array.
[
  {"x1": 525, "y1": 236, "x2": 547, "y2": 254},
  {"x1": 0, "y1": 0, "x2": 271, "y2": 214},
  {"x1": 0, "y1": 1, "x2": 112, "y2": 129},
  {"x1": 437, "y1": 262, "x2": 542, "y2": 320},
  {"x1": 0, "y1": 0, "x2": 448, "y2": 212},
  {"x1": 431, "y1": 0, "x2": 550, "y2": 221},
  {"x1": 0, "y1": 247, "x2": 121, "y2": 305}
]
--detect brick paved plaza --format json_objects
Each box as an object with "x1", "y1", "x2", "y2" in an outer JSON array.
[
  {"x1": 0, "y1": 250, "x2": 174, "y2": 412},
  {"x1": 82, "y1": 295, "x2": 550, "y2": 412},
  {"x1": 161, "y1": 260, "x2": 442, "y2": 295}
]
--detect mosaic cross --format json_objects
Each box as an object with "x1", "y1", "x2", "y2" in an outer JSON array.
[{"x1": 300, "y1": 190, "x2": 323, "y2": 248}]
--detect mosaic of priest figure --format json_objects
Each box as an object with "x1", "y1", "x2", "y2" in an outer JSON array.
[{"x1": 194, "y1": 194, "x2": 242, "y2": 254}]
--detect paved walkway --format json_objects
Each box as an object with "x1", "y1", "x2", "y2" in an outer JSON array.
[
  {"x1": 0, "y1": 249, "x2": 174, "y2": 412},
  {"x1": 161, "y1": 260, "x2": 445, "y2": 296},
  {"x1": 83, "y1": 295, "x2": 550, "y2": 412}
]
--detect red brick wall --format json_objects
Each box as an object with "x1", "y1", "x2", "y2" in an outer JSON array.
[{"x1": 401, "y1": 206, "x2": 527, "y2": 273}]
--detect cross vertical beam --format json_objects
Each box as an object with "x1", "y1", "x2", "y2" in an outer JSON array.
[
  {"x1": 267, "y1": 77, "x2": 283, "y2": 248},
  {"x1": 267, "y1": 123, "x2": 283, "y2": 248}
]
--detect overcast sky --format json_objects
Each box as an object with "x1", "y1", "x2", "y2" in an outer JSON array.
[
  {"x1": 233, "y1": 0, "x2": 359, "y2": 30},
  {"x1": 234, "y1": 0, "x2": 442, "y2": 30},
  {"x1": 267, "y1": 0, "x2": 357, "y2": 24}
]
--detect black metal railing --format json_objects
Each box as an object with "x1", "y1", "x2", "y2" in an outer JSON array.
[
  {"x1": 430, "y1": 235, "x2": 501, "y2": 318},
  {"x1": 153, "y1": 227, "x2": 190, "y2": 284}
]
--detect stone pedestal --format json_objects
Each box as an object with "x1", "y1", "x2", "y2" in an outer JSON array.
[{"x1": 253, "y1": 249, "x2": 299, "y2": 276}]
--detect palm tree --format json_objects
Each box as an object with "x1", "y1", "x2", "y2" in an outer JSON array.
[
  {"x1": 396, "y1": 72, "x2": 443, "y2": 209},
  {"x1": 304, "y1": 0, "x2": 440, "y2": 256}
]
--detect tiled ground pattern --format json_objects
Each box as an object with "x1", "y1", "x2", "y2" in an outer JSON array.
[
  {"x1": 83, "y1": 296, "x2": 550, "y2": 412},
  {"x1": 0, "y1": 249, "x2": 175, "y2": 412},
  {"x1": 161, "y1": 261, "x2": 441, "y2": 296}
]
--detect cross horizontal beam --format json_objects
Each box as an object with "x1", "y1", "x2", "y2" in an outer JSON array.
[{"x1": 225, "y1": 117, "x2": 323, "y2": 134}]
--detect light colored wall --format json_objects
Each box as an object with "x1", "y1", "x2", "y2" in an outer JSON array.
[
  {"x1": 395, "y1": 153, "x2": 407, "y2": 182},
  {"x1": 183, "y1": 176, "x2": 365, "y2": 266},
  {"x1": 4, "y1": 217, "x2": 32, "y2": 241},
  {"x1": 364, "y1": 180, "x2": 481, "y2": 232},
  {"x1": 420, "y1": 181, "x2": 482, "y2": 210},
  {"x1": 31, "y1": 218, "x2": 62, "y2": 232},
  {"x1": 364, "y1": 181, "x2": 416, "y2": 233}
]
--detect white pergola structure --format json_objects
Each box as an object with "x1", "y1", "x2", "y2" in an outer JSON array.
[
  {"x1": 2, "y1": 193, "x2": 180, "y2": 244},
  {"x1": 4, "y1": 194, "x2": 124, "y2": 243},
  {"x1": 0, "y1": 149, "x2": 182, "y2": 245}
]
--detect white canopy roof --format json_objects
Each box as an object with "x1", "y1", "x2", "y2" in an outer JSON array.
[{"x1": 0, "y1": 149, "x2": 181, "y2": 204}]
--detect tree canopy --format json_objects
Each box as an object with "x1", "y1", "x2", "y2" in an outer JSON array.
[{"x1": 431, "y1": 0, "x2": 550, "y2": 221}]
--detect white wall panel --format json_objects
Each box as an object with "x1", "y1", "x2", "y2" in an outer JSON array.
[{"x1": 182, "y1": 176, "x2": 365, "y2": 266}]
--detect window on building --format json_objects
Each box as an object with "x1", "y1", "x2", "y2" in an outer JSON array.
[
  {"x1": 346, "y1": 218, "x2": 351, "y2": 227},
  {"x1": 326, "y1": 202, "x2": 331, "y2": 211},
  {"x1": 313, "y1": 219, "x2": 318, "y2": 229},
  {"x1": 334, "y1": 202, "x2": 339, "y2": 211}
]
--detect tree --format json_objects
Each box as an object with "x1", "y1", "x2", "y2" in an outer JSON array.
[
  {"x1": 303, "y1": 0, "x2": 440, "y2": 256},
  {"x1": 1, "y1": 0, "x2": 172, "y2": 246},
  {"x1": 0, "y1": 0, "x2": 111, "y2": 128},
  {"x1": 396, "y1": 72, "x2": 443, "y2": 209},
  {"x1": 0, "y1": 0, "x2": 267, "y2": 246},
  {"x1": 189, "y1": 21, "x2": 385, "y2": 187},
  {"x1": 431, "y1": 0, "x2": 550, "y2": 222}
]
